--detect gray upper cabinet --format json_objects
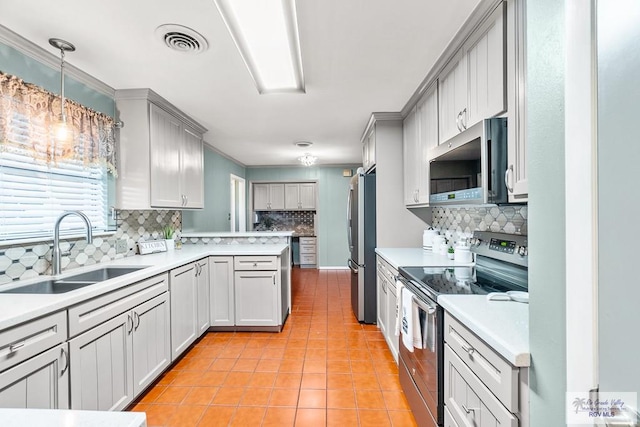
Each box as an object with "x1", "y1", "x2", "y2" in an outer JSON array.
[
  {"x1": 438, "y1": 3, "x2": 506, "y2": 145},
  {"x1": 404, "y1": 84, "x2": 437, "y2": 207},
  {"x1": 284, "y1": 183, "x2": 316, "y2": 210},
  {"x1": 253, "y1": 183, "x2": 285, "y2": 211},
  {"x1": 362, "y1": 125, "x2": 376, "y2": 172},
  {"x1": 115, "y1": 88, "x2": 207, "y2": 210}
]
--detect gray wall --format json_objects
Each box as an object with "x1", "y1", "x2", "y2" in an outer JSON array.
[
  {"x1": 182, "y1": 146, "x2": 246, "y2": 232},
  {"x1": 526, "y1": 0, "x2": 566, "y2": 425},
  {"x1": 597, "y1": 1, "x2": 640, "y2": 396},
  {"x1": 246, "y1": 166, "x2": 359, "y2": 267}
]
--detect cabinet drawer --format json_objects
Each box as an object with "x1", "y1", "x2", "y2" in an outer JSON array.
[
  {"x1": 0, "y1": 311, "x2": 67, "y2": 373},
  {"x1": 68, "y1": 273, "x2": 169, "y2": 337},
  {"x1": 299, "y1": 244, "x2": 316, "y2": 254},
  {"x1": 234, "y1": 256, "x2": 278, "y2": 271},
  {"x1": 444, "y1": 313, "x2": 518, "y2": 412},
  {"x1": 300, "y1": 254, "x2": 316, "y2": 265},
  {"x1": 299, "y1": 237, "x2": 316, "y2": 245},
  {"x1": 378, "y1": 257, "x2": 398, "y2": 283},
  {"x1": 445, "y1": 345, "x2": 517, "y2": 427}
]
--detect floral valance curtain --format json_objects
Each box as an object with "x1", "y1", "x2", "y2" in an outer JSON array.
[{"x1": 0, "y1": 71, "x2": 117, "y2": 175}]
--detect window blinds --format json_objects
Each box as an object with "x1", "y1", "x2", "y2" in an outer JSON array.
[{"x1": 0, "y1": 111, "x2": 108, "y2": 241}]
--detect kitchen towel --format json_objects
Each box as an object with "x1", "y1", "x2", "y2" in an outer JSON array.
[
  {"x1": 401, "y1": 286, "x2": 414, "y2": 352},
  {"x1": 394, "y1": 280, "x2": 404, "y2": 337}
]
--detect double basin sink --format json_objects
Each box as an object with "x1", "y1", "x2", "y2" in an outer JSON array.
[{"x1": 0, "y1": 266, "x2": 148, "y2": 295}]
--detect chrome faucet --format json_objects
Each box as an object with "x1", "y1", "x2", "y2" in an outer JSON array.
[{"x1": 52, "y1": 211, "x2": 93, "y2": 276}]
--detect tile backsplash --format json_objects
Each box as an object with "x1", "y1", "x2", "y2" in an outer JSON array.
[
  {"x1": 0, "y1": 210, "x2": 181, "y2": 285},
  {"x1": 254, "y1": 211, "x2": 315, "y2": 236},
  {"x1": 431, "y1": 205, "x2": 528, "y2": 236}
]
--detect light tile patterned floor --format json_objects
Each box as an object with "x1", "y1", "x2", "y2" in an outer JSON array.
[{"x1": 129, "y1": 268, "x2": 417, "y2": 427}]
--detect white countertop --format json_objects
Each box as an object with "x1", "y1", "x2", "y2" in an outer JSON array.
[
  {"x1": 182, "y1": 231, "x2": 294, "y2": 238},
  {"x1": 0, "y1": 408, "x2": 145, "y2": 427},
  {"x1": 375, "y1": 247, "x2": 474, "y2": 270},
  {"x1": 0, "y1": 244, "x2": 288, "y2": 330},
  {"x1": 438, "y1": 295, "x2": 530, "y2": 367}
]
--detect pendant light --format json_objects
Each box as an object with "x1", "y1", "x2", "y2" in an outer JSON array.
[{"x1": 49, "y1": 38, "x2": 76, "y2": 145}]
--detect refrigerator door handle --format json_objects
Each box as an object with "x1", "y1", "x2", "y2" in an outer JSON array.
[
  {"x1": 348, "y1": 259, "x2": 359, "y2": 274},
  {"x1": 347, "y1": 186, "x2": 353, "y2": 250}
]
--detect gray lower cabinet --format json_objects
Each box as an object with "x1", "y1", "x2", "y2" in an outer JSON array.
[
  {"x1": 0, "y1": 343, "x2": 69, "y2": 409},
  {"x1": 131, "y1": 293, "x2": 171, "y2": 396},
  {"x1": 210, "y1": 256, "x2": 235, "y2": 327},
  {"x1": 234, "y1": 270, "x2": 279, "y2": 327},
  {"x1": 195, "y1": 258, "x2": 210, "y2": 335},
  {"x1": 376, "y1": 256, "x2": 399, "y2": 363},
  {"x1": 69, "y1": 311, "x2": 133, "y2": 411},
  {"x1": 169, "y1": 262, "x2": 199, "y2": 361},
  {"x1": 69, "y1": 292, "x2": 171, "y2": 411}
]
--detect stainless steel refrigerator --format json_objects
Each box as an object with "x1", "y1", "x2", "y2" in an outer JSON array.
[{"x1": 347, "y1": 171, "x2": 376, "y2": 323}]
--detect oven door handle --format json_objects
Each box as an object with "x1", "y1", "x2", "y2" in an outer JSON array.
[{"x1": 412, "y1": 295, "x2": 436, "y2": 315}]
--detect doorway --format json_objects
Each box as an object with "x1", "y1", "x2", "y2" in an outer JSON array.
[{"x1": 230, "y1": 174, "x2": 246, "y2": 232}]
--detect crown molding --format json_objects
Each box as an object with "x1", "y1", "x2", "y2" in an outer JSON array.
[
  {"x1": 360, "y1": 112, "x2": 403, "y2": 142},
  {"x1": 0, "y1": 24, "x2": 115, "y2": 98}
]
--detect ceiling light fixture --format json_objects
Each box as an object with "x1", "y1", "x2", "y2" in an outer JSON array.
[
  {"x1": 49, "y1": 38, "x2": 75, "y2": 145},
  {"x1": 214, "y1": 0, "x2": 305, "y2": 94},
  {"x1": 298, "y1": 153, "x2": 317, "y2": 167}
]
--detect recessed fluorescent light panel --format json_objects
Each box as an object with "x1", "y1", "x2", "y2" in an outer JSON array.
[{"x1": 214, "y1": 0, "x2": 305, "y2": 94}]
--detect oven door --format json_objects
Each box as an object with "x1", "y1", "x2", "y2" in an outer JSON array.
[{"x1": 398, "y1": 282, "x2": 443, "y2": 427}]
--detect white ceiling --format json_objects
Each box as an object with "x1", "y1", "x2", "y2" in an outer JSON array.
[{"x1": 0, "y1": 0, "x2": 480, "y2": 166}]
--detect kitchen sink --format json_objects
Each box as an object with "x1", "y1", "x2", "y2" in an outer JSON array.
[
  {"x1": 0, "y1": 279, "x2": 98, "y2": 294},
  {"x1": 0, "y1": 266, "x2": 149, "y2": 294},
  {"x1": 60, "y1": 266, "x2": 147, "y2": 283}
]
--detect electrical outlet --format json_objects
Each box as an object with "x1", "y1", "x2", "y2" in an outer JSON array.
[{"x1": 115, "y1": 239, "x2": 128, "y2": 254}]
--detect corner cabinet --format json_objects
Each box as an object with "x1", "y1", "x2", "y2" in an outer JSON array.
[
  {"x1": 115, "y1": 88, "x2": 207, "y2": 210},
  {"x1": 404, "y1": 83, "x2": 437, "y2": 207}
]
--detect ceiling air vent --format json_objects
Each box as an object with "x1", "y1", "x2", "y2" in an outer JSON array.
[{"x1": 155, "y1": 24, "x2": 209, "y2": 54}]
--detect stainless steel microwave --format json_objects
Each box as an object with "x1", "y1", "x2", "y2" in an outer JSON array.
[{"x1": 429, "y1": 117, "x2": 507, "y2": 205}]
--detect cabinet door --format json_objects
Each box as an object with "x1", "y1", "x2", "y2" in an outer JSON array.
[
  {"x1": 362, "y1": 140, "x2": 369, "y2": 171},
  {"x1": 417, "y1": 85, "x2": 438, "y2": 204},
  {"x1": 0, "y1": 343, "x2": 69, "y2": 409},
  {"x1": 210, "y1": 257, "x2": 235, "y2": 327},
  {"x1": 269, "y1": 184, "x2": 285, "y2": 210},
  {"x1": 284, "y1": 184, "x2": 300, "y2": 210},
  {"x1": 376, "y1": 271, "x2": 388, "y2": 335},
  {"x1": 367, "y1": 128, "x2": 376, "y2": 171},
  {"x1": 439, "y1": 54, "x2": 468, "y2": 144},
  {"x1": 182, "y1": 126, "x2": 204, "y2": 209},
  {"x1": 403, "y1": 106, "x2": 419, "y2": 206},
  {"x1": 466, "y1": 3, "x2": 506, "y2": 127},
  {"x1": 253, "y1": 184, "x2": 270, "y2": 210},
  {"x1": 69, "y1": 312, "x2": 133, "y2": 411},
  {"x1": 196, "y1": 258, "x2": 210, "y2": 334},
  {"x1": 386, "y1": 283, "x2": 399, "y2": 363},
  {"x1": 299, "y1": 183, "x2": 316, "y2": 209},
  {"x1": 234, "y1": 271, "x2": 279, "y2": 327},
  {"x1": 169, "y1": 263, "x2": 198, "y2": 361},
  {"x1": 131, "y1": 293, "x2": 171, "y2": 396},
  {"x1": 150, "y1": 104, "x2": 183, "y2": 208}
]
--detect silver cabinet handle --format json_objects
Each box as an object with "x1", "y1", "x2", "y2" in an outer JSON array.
[
  {"x1": 462, "y1": 404, "x2": 478, "y2": 414},
  {"x1": 134, "y1": 312, "x2": 140, "y2": 329},
  {"x1": 505, "y1": 165, "x2": 514, "y2": 193},
  {"x1": 60, "y1": 347, "x2": 69, "y2": 376},
  {"x1": 185, "y1": 195, "x2": 188, "y2": 206},
  {"x1": 9, "y1": 341, "x2": 25, "y2": 352},
  {"x1": 273, "y1": 275, "x2": 276, "y2": 285},
  {"x1": 461, "y1": 343, "x2": 475, "y2": 355},
  {"x1": 461, "y1": 108, "x2": 467, "y2": 130},
  {"x1": 455, "y1": 111, "x2": 462, "y2": 132},
  {"x1": 127, "y1": 314, "x2": 133, "y2": 334}
]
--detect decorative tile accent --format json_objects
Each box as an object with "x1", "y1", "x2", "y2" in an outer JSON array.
[
  {"x1": 0, "y1": 210, "x2": 182, "y2": 285},
  {"x1": 431, "y1": 206, "x2": 528, "y2": 236},
  {"x1": 183, "y1": 236, "x2": 290, "y2": 246},
  {"x1": 254, "y1": 211, "x2": 315, "y2": 236}
]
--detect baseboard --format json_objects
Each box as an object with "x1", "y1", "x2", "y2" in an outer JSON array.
[{"x1": 318, "y1": 266, "x2": 349, "y2": 270}]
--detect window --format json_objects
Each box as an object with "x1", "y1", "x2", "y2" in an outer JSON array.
[{"x1": 0, "y1": 71, "x2": 116, "y2": 242}]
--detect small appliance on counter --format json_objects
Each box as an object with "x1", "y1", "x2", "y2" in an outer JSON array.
[
  {"x1": 396, "y1": 230, "x2": 528, "y2": 426},
  {"x1": 422, "y1": 228, "x2": 439, "y2": 251}
]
